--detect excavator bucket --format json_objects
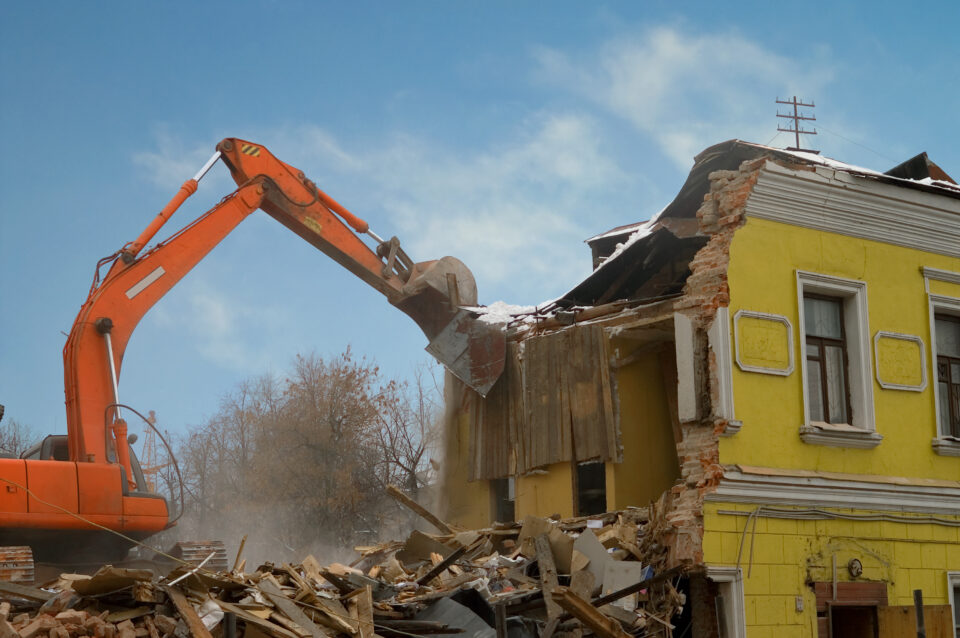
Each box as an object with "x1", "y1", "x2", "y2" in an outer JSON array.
[{"x1": 392, "y1": 257, "x2": 505, "y2": 396}]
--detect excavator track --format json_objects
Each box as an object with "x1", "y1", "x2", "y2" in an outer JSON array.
[
  {"x1": 162, "y1": 540, "x2": 229, "y2": 572},
  {"x1": 0, "y1": 546, "x2": 34, "y2": 584}
]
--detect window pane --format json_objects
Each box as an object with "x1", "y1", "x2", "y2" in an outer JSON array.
[
  {"x1": 805, "y1": 296, "x2": 843, "y2": 339},
  {"x1": 936, "y1": 317, "x2": 960, "y2": 357},
  {"x1": 825, "y1": 345, "x2": 848, "y2": 424},
  {"x1": 807, "y1": 359, "x2": 824, "y2": 421}
]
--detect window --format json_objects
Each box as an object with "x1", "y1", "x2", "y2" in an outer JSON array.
[
  {"x1": 936, "y1": 314, "x2": 960, "y2": 439},
  {"x1": 574, "y1": 461, "x2": 606, "y2": 516},
  {"x1": 707, "y1": 567, "x2": 745, "y2": 638},
  {"x1": 804, "y1": 295, "x2": 852, "y2": 424},
  {"x1": 929, "y1": 289, "x2": 960, "y2": 456},
  {"x1": 796, "y1": 272, "x2": 878, "y2": 448},
  {"x1": 490, "y1": 477, "x2": 515, "y2": 523},
  {"x1": 949, "y1": 572, "x2": 960, "y2": 638}
]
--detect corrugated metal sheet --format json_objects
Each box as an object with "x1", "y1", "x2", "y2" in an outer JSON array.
[{"x1": 469, "y1": 325, "x2": 621, "y2": 480}]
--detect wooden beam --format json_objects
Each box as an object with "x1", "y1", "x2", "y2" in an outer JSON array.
[
  {"x1": 344, "y1": 587, "x2": 375, "y2": 638},
  {"x1": 164, "y1": 586, "x2": 214, "y2": 638},
  {"x1": 416, "y1": 545, "x2": 468, "y2": 586},
  {"x1": 590, "y1": 564, "x2": 688, "y2": 608},
  {"x1": 258, "y1": 579, "x2": 329, "y2": 638},
  {"x1": 386, "y1": 484, "x2": 454, "y2": 535},
  {"x1": 215, "y1": 601, "x2": 302, "y2": 638},
  {"x1": 535, "y1": 534, "x2": 562, "y2": 620},
  {"x1": 0, "y1": 581, "x2": 54, "y2": 602},
  {"x1": 549, "y1": 588, "x2": 630, "y2": 638}
]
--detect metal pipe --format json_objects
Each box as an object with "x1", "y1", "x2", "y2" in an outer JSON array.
[
  {"x1": 103, "y1": 331, "x2": 120, "y2": 418},
  {"x1": 193, "y1": 151, "x2": 222, "y2": 182},
  {"x1": 366, "y1": 229, "x2": 385, "y2": 244}
]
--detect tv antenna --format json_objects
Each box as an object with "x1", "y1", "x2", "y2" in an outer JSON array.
[{"x1": 776, "y1": 96, "x2": 818, "y2": 153}]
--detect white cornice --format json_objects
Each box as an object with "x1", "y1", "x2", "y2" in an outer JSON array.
[
  {"x1": 745, "y1": 161, "x2": 960, "y2": 259},
  {"x1": 708, "y1": 467, "x2": 960, "y2": 516}
]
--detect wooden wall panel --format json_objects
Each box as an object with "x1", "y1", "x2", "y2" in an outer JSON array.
[{"x1": 469, "y1": 325, "x2": 623, "y2": 479}]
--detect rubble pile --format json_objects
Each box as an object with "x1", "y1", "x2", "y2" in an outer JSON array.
[{"x1": 0, "y1": 498, "x2": 691, "y2": 638}]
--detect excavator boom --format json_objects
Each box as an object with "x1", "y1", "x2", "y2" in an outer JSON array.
[
  {"x1": 1, "y1": 137, "x2": 505, "y2": 571},
  {"x1": 215, "y1": 138, "x2": 505, "y2": 393}
]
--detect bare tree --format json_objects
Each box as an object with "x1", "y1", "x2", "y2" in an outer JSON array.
[
  {"x1": 0, "y1": 417, "x2": 39, "y2": 457},
  {"x1": 168, "y1": 349, "x2": 445, "y2": 562}
]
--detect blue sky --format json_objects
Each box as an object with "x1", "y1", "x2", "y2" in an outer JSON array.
[{"x1": 2, "y1": 1, "x2": 958, "y2": 440}]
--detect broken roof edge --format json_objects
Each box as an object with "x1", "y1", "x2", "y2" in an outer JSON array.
[{"x1": 474, "y1": 139, "x2": 959, "y2": 331}]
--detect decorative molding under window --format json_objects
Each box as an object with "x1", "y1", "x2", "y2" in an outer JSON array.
[
  {"x1": 733, "y1": 310, "x2": 794, "y2": 376},
  {"x1": 708, "y1": 466, "x2": 960, "y2": 515},
  {"x1": 721, "y1": 420, "x2": 743, "y2": 437},
  {"x1": 800, "y1": 423, "x2": 883, "y2": 449},
  {"x1": 873, "y1": 331, "x2": 927, "y2": 391},
  {"x1": 932, "y1": 437, "x2": 960, "y2": 457}
]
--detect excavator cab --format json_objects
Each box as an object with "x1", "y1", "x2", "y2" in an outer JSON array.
[{"x1": 20, "y1": 435, "x2": 70, "y2": 461}]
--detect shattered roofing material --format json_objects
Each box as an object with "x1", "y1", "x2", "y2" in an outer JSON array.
[{"x1": 478, "y1": 139, "x2": 959, "y2": 323}]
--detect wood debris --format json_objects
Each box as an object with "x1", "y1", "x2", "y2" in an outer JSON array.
[{"x1": 0, "y1": 505, "x2": 689, "y2": 638}]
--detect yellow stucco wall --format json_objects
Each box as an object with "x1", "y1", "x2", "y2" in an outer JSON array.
[
  {"x1": 606, "y1": 348, "x2": 680, "y2": 510},
  {"x1": 440, "y1": 409, "x2": 492, "y2": 529},
  {"x1": 515, "y1": 463, "x2": 575, "y2": 519},
  {"x1": 703, "y1": 502, "x2": 960, "y2": 637},
  {"x1": 724, "y1": 216, "x2": 960, "y2": 480}
]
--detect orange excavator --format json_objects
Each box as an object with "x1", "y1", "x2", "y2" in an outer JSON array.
[{"x1": 0, "y1": 139, "x2": 504, "y2": 574}]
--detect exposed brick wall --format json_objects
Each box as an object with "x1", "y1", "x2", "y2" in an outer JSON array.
[{"x1": 666, "y1": 159, "x2": 766, "y2": 567}]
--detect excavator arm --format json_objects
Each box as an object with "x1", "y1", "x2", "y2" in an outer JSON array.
[{"x1": 63, "y1": 138, "x2": 504, "y2": 468}]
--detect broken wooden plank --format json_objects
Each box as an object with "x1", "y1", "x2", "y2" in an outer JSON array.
[
  {"x1": 549, "y1": 588, "x2": 630, "y2": 638},
  {"x1": 535, "y1": 533, "x2": 561, "y2": 620},
  {"x1": 0, "y1": 581, "x2": 54, "y2": 602},
  {"x1": 386, "y1": 484, "x2": 454, "y2": 534},
  {"x1": 416, "y1": 545, "x2": 468, "y2": 585},
  {"x1": 216, "y1": 601, "x2": 302, "y2": 638},
  {"x1": 344, "y1": 586, "x2": 374, "y2": 638},
  {"x1": 589, "y1": 564, "x2": 688, "y2": 609},
  {"x1": 494, "y1": 605, "x2": 507, "y2": 638},
  {"x1": 164, "y1": 586, "x2": 214, "y2": 638},
  {"x1": 259, "y1": 579, "x2": 328, "y2": 638}
]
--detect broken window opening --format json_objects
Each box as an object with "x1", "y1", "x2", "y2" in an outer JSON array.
[
  {"x1": 804, "y1": 294, "x2": 852, "y2": 424},
  {"x1": 574, "y1": 460, "x2": 606, "y2": 516},
  {"x1": 490, "y1": 477, "x2": 515, "y2": 523}
]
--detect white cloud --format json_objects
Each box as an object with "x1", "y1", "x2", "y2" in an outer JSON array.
[
  {"x1": 134, "y1": 112, "x2": 633, "y2": 301},
  {"x1": 150, "y1": 279, "x2": 278, "y2": 372},
  {"x1": 534, "y1": 26, "x2": 835, "y2": 168},
  {"x1": 132, "y1": 127, "x2": 228, "y2": 191}
]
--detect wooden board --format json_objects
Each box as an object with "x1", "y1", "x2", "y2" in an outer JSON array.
[
  {"x1": 878, "y1": 604, "x2": 952, "y2": 638},
  {"x1": 163, "y1": 586, "x2": 214, "y2": 638},
  {"x1": 259, "y1": 579, "x2": 329, "y2": 638},
  {"x1": 470, "y1": 325, "x2": 622, "y2": 478}
]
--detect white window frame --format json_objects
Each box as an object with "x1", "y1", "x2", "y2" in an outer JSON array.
[
  {"x1": 949, "y1": 571, "x2": 960, "y2": 638},
  {"x1": 796, "y1": 271, "x2": 880, "y2": 448},
  {"x1": 707, "y1": 567, "x2": 746, "y2": 638},
  {"x1": 929, "y1": 292, "x2": 960, "y2": 457}
]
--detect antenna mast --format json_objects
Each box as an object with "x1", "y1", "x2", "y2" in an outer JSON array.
[{"x1": 776, "y1": 96, "x2": 818, "y2": 153}]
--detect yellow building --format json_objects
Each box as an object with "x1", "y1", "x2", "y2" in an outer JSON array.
[{"x1": 439, "y1": 140, "x2": 960, "y2": 637}]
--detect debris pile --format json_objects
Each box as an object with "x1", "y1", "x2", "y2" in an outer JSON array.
[{"x1": 0, "y1": 495, "x2": 691, "y2": 638}]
